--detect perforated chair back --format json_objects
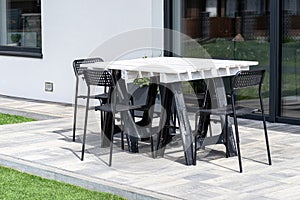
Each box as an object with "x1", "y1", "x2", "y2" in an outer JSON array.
[
  {"x1": 194, "y1": 69, "x2": 271, "y2": 172},
  {"x1": 72, "y1": 58, "x2": 106, "y2": 143},
  {"x1": 73, "y1": 58, "x2": 103, "y2": 77},
  {"x1": 231, "y1": 69, "x2": 265, "y2": 91},
  {"x1": 81, "y1": 69, "x2": 158, "y2": 165},
  {"x1": 130, "y1": 76, "x2": 159, "y2": 127},
  {"x1": 83, "y1": 69, "x2": 114, "y2": 88}
]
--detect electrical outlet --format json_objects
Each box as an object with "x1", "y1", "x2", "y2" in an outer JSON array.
[{"x1": 45, "y1": 82, "x2": 53, "y2": 92}]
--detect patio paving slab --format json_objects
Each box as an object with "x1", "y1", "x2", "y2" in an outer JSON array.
[{"x1": 0, "y1": 95, "x2": 300, "y2": 199}]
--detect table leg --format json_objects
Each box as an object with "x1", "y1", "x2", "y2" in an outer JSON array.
[
  {"x1": 100, "y1": 112, "x2": 112, "y2": 148},
  {"x1": 100, "y1": 111, "x2": 124, "y2": 148},
  {"x1": 200, "y1": 78, "x2": 237, "y2": 156},
  {"x1": 171, "y1": 82, "x2": 194, "y2": 165},
  {"x1": 155, "y1": 83, "x2": 173, "y2": 158},
  {"x1": 156, "y1": 82, "x2": 194, "y2": 165}
]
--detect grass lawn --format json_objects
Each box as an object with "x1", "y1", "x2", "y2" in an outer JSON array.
[
  {"x1": 0, "y1": 113, "x2": 36, "y2": 125},
  {"x1": 0, "y1": 166, "x2": 124, "y2": 200}
]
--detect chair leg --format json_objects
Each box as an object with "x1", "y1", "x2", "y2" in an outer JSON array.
[
  {"x1": 73, "y1": 97, "x2": 78, "y2": 142},
  {"x1": 100, "y1": 110, "x2": 105, "y2": 134},
  {"x1": 99, "y1": 109, "x2": 106, "y2": 145},
  {"x1": 173, "y1": 107, "x2": 177, "y2": 133},
  {"x1": 121, "y1": 131, "x2": 124, "y2": 150},
  {"x1": 259, "y1": 91, "x2": 272, "y2": 166},
  {"x1": 194, "y1": 112, "x2": 198, "y2": 165},
  {"x1": 193, "y1": 135, "x2": 197, "y2": 165},
  {"x1": 225, "y1": 115, "x2": 229, "y2": 158},
  {"x1": 261, "y1": 110, "x2": 272, "y2": 166},
  {"x1": 232, "y1": 113, "x2": 243, "y2": 173},
  {"x1": 209, "y1": 122, "x2": 213, "y2": 137},
  {"x1": 150, "y1": 135, "x2": 155, "y2": 158},
  {"x1": 81, "y1": 92, "x2": 90, "y2": 161},
  {"x1": 195, "y1": 112, "x2": 198, "y2": 134},
  {"x1": 108, "y1": 117, "x2": 114, "y2": 167},
  {"x1": 120, "y1": 119, "x2": 124, "y2": 150},
  {"x1": 73, "y1": 81, "x2": 79, "y2": 142}
]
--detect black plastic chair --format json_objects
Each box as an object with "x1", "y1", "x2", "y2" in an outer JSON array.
[
  {"x1": 81, "y1": 69, "x2": 158, "y2": 166},
  {"x1": 127, "y1": 77, "x2": 160, "y2": 154},
  {"x1": 72, "y1": 58, "x2": 107, "y2": 142},
  {"x1": 194, "y1": 69, "x2": 272, "y2": 173},
  {"x1": 130, "y1": 79, "x2": 161, "y2": 126}
]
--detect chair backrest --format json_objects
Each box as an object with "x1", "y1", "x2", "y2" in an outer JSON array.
[
  {"x1": 83, "y1": 69, "x2": 114, "y2": 88},
  {"x1": 231, "y1": 69, "x2": 265, "y2": 91},
  {"x1": 132, "y1": 76, "x2": 159, "y2": 125},
  {"x1": 73, "y1": 57, "x2": 103, "y2": 77}
]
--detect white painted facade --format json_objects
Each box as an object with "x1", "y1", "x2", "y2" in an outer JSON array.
[{"x1": 0, "y1": 0, "x2": 163, "y2": 104}]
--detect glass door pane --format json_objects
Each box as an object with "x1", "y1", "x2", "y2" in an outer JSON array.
[
  {"x1": 281, "y1": 0, "x2": 300, "y2": 118},
  {"x1": 172, "y1": 0, "x2": 270, "y2": 113}
]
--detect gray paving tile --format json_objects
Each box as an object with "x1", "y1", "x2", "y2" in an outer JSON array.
[{"x1": 0, "y1": 95, "x2": 300, "y2": 199}]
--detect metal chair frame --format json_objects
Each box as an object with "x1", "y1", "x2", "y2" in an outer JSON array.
[
  {"x1": 194, "y1": 69, "x2": 272, "y2": 173},
  {"x1": 72, "y1": 58, "x2": 107, "y2": 142},
  {"x1": 81, "y1": 69, "x2": 159, "y2": 166}
]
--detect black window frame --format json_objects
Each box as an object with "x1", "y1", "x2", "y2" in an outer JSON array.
[
  {"x1": 0, "y1": 0, "x2": 42, "y2": 58},
  {"x1": 0, "y1": 46, "x2": 42, "y2": 58}
]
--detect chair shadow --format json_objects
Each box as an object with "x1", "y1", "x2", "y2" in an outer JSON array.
[
  {"x1": 162, "y1": 146, "x2": 239, "y2": 172},
  {"x1": 242, "y1": 156, "x2": 270, "y2": 165},
  {"x1": 195, "y1": 148, "x2": 239, "y2": 172},
  {"x1": 52, "y1": 128, "x2": 110, "y2": 164},
  {"x1": 53, "y1": 128, "x2": 243, "y2": 171},
  {"x1": 52, "y1": 128, "x2": 74, "y2": 142},
  {"x1": 60, "y1": 147, "x2": 81, "y2": 160}
]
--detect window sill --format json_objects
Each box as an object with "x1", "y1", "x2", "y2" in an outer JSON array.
[
  {"x1": 0, "y1": 51, "x2": 43, "y2": 58},
  {"x1": 0, "y1": 46, "x2": 43, "y2": 58}
]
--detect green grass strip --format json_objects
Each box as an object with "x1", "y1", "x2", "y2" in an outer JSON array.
[
  {"x1": 0, "y1": 113, "x2": 36, "y2": 125},
  {"x1": 0, "y1": 166, "x2": 125, "y2": 200}
]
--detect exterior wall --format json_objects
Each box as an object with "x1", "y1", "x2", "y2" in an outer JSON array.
[{"x1": 0, "y1": 0, "x2": 163, "y2": 104}]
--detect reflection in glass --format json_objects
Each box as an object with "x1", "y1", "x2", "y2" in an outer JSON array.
[
  {"x1": 0, "y1": 0, "x2": 41, "y2": 48},
  {"x1": 281, "y1": 0, "x2": 300, "y2": 118},
  {"x1": 174, "y1": 0, "x2": 270, "y2": 114}
]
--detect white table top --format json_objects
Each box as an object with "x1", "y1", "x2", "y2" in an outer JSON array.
[{"x1": 82, "y1": 57, "x2": 259, "y2": 83}]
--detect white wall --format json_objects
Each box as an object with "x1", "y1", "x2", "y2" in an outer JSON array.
[{"x1": 0, "y1": 0, "x2": 163, "y2": 104}]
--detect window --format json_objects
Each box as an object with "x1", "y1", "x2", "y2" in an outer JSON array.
[{"x1": 0, "y1": 0, "x2": 41, "y2": 57}]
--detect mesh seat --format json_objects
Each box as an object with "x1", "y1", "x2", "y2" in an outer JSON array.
[
  {"x1": 81, "y1": 69, "x2": 158, "y2": 166},
  {"x1": 194, "y1": 69, "x2": 272, "y2": 173},
  {"x1": 72, "y1": 58, "x2": 107, "y2": 142}
]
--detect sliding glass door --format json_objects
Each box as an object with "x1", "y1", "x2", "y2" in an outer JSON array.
[
  {"x1": 165, "y1": 0, "x2": 300, "y2": 123},
  {"x1": 167, "y1": 0, "x2": 271, "y2": 115},
  {"x1": 281, "y1": 0, "x2": 300, "y2": 119}
]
